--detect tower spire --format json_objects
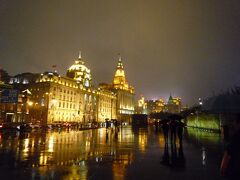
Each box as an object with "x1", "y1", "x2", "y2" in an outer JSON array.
[
  {"x1": 118, "y1": 53, "x2": 121, "y2": 62},
  {"x1": 117, "y1": 53, "x2": 124, "y2": 69},
  {"x1": 168, "y1": 92, "x2": 173, "y2": 102},
  {"x1": 78, "y1": 51, "x2": 82, "y2": 59}
]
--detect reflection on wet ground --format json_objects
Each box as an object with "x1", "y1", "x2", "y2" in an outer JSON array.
[{"x1": 0, "y1": 126, "x2": 224, "y2": 180}]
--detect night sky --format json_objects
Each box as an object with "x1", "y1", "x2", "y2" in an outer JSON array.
[{"x1": 1, "y1": 0, "x2": 240, "y2": 105}]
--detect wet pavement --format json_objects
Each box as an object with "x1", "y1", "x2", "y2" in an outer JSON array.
[{"x1": 0, "y1": 126, "x2": 224, "y2": 180}]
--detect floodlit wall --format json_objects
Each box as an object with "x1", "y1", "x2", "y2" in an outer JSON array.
[{"x1": 186, "y1": 113, "x2": 220, "y2": 131}]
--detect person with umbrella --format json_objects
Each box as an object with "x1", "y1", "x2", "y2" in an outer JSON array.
[
  {"x1": 168, "y1": 113, "x2": 184, "y2": 145},
  {"x1": 177, "y1": 120, "x2": 185, "y2": 147},
  {"x1": 161, "y1": 119, "x2": 170, "y2": 145},
  {"x1": 169, "y1": 119, "x2": 177, "y2": 145}
]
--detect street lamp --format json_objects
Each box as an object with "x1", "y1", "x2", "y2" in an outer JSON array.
[
  {"x1": 21, "y1": 89, "x2": 32, "y2": 124},
  {"x1": 21, "y1": 94, "x2": 27, "y2": 124}
]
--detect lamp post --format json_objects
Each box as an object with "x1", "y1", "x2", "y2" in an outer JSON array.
[
  {"x1": 21, "y1": 94, "x2": 27, "y2": 124},
  {"x1": 21, "y1": 89, "x2": 32, "y2": 124},
  {"x1": 111, "y1": 98, "x2": 113, "y2": 121},
  {"x1": 27, "y1": 101, "x2": 33, "y2": 123}
]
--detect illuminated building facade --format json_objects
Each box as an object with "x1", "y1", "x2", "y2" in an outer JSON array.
[
  {"x1": 165, "y1": 95, "x2": 182, "y2": 113},
  {"x1": 0, "y1": 83, "x2": 32, "y2": 123},
  {"x1": 29, "y1": 71, "x2": 96, "y2": 125},
  {"x1": 145, "y1": 99, "x2": 165, "y2": 114},
  {"x1": 28, "y1": 54, "x2": 118, "y2": 125},
  {"x1": 135, "y1": 95, "x2": 147, "y2": 114},
  {"x1": 66, "y1": 53, "x2": 92, "y2": 89},
  {"x1": 96, "y1": 86, "x2": 117, "y2": 122},
  {"x1": 97, "y1": 56, "x2": 135, "y2": 122},
  {"x1": 154, "y1": 99, "x2": 165, "y2": 113},
  {"x1": 112, "y1": 56, "x2": 135, "y2": 121},
  {"x1": 9, "y1": 73, "x2": 39, "y2": 85},
  {"x1": 2, "y1": 53, "x2": 135, "y2": 125},
  {"x1": 144, "y1": 96, "x2": 182, "y2": 114}
]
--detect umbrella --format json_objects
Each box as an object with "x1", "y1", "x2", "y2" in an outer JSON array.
[
  {"x1": 150, "y1": 112, "x2": 170, "y2": 120},
  {"x1": 168, "y1": 113, "x2": 183, "y2": 121},
  {"x1": 159, "y1": 119, "x2": 170, "y2": 124}
]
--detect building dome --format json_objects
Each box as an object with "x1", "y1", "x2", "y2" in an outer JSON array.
[{"x1": 66, "y1": 52, "x2": 92, "y2": 88}]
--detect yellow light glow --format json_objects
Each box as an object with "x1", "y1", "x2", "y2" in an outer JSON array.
[
  {"x1": 27, "y1": 101, "x2": 33, "y2": 106},
  {"x1": 23, "y1": 138, "x2": 29, "y2": 152},
  {"x1": 48, "y1": 135, "x2": 54, "y2": 152},
  {"x1": 51, "y1": 99, "x2": 58, "y2": 105}
]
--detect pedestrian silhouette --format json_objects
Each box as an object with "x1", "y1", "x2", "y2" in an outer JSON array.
[
  {"x1": 169, "y1": 120, "x2": 177, "y2": 145},
  {"x1": 161, "y1": 119, "x2": 169, "y2": 145},
  {"x1": 177, "y1": 120, "x2": 185, "y2": 146},
  {"x1": 114, "y1": 127, "x2": 119, "y2": 140},
  {"x1": 154, "y1": 120, "x2": 159, "y2": 133},
  {"x1": 105, "y1": 130, "x2": 109, "y2": 143}
]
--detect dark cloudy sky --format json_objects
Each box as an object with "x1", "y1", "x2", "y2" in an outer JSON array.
[{"x1": 1, "y1": 0, "x2": 240, "y2": 105}]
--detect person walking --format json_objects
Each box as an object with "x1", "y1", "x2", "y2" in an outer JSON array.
[
  {"x1": 177, "y1": 120, "x2": 185, "y2": 147},
  {"x1": 162, "y1": 119, "x2": 169, "y2": 145},
  {"x1": 154, "y1": 120, "x2": 159, "y2": 132},
  {"x1": 169, "y1": 120, "x2": 177, "y2": 145}
]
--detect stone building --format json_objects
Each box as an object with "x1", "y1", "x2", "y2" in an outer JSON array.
[
  {"x1": 28, "y1": 54, "x2": 117, "y2": 125},
  {"x1": 66, "y1": 52, "x2": 92, "y2": 89},
  {"x1": 96, "y1": 86, "x2": 117, "y2": 122},
  {"x1": 135, "y1": 95, "x2": 147, "y2": 114},
  {"x1": 0, "y1": 82, "x2": 32, "y2": 123},
  {"x1": 110, "y1": 56, "x2": 135, "y2": 122},
  {"x1": 29, "y1": 71, "x2": 94, "y2": 125},
  {"x1": 1, "y1": 53, "x2": 134, "y2": 125},
  {"x1": 165, "y1": 95, "x2": 182, "y2": 113}
]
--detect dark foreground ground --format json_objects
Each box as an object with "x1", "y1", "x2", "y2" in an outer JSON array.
[{"x1": 0, "y1": 126, "x2": 224, "y2": 180}]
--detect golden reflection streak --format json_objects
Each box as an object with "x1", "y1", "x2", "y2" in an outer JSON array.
[
  {"x1": 112, "y1": 153, "x2": 133, "y2": 180},
  {"x1": 138, "y1": 133, "x2": 147, "y2": 153},
  {"x1": 23, "y1": 138, "x2": 29, "y2": 152},
  {"x1": 48, "y1": 135, "x2": 54, "y2": 152}
]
